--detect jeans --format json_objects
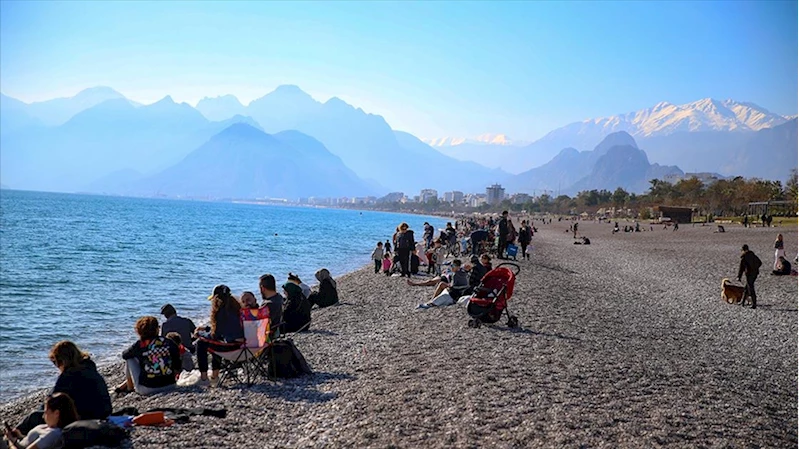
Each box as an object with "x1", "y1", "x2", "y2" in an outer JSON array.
[
  {"x1": 196, "y1": 338, "x2": 237, "y2": 371},
  {"x1": 744, "y1": 273, "x2": 757, "y2": 306},
  {"x1": 374, "y1": 259, "x2": 381, "y2": 273}
]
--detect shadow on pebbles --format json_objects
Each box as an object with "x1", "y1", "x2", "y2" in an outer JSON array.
[{"x1": 4, "y1": 221, "x2": 797, "y2": 448}]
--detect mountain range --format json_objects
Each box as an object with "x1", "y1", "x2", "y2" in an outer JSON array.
[{"x1": 1, "y1": 86, "x2": 795, "y2": 199}]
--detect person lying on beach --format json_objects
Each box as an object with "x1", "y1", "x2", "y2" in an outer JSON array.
[
  {"x1": 772, "y1": 256, "x2": 792, "y2": 276},
  {"x1": 116, "y1": 316, "x2": 181, "y2": 395},
  {"x1": 12, "y1": 341, "x2": 112, "y2": 438},
  {"x1": 416, "y1": 259, "x2": 470, "y2": 309},
  {"x1": 3, "y1": 393, "x2": 78, "y2": 449},
  {"x1": 194, "y1": 285, "x2": 245, "y2": 386},
  {"x1": 308, "y1": 268, "x2": 340, "y2": 308},
  {"x1": 282, "y1": 282, "x2": 312, "y2": 333},
  {"x1": 165, "y1": 332, "x2": 195, "y2": 373}
]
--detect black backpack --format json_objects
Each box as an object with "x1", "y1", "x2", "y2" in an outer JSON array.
[
  {"x1": 267, "y1": 339, "x2": 313, "y2": 378},
  {"x1": 62, "y1": 420, "x2": 128, "y2": 449}
]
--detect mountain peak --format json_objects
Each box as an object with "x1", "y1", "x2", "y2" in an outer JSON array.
[
  {"x1": 154, "y1": 95, "x2": 176, "y2": 105},
  {"x1": 75, "y1": 86, "x2": 124, "y2": 99}
]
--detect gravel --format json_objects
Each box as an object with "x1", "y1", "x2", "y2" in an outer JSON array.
[{"x1": 3, "y1": 220, "x2": 796, "y2": 448}]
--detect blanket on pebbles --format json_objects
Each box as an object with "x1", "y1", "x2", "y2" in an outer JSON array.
[{"x1": 4, "y1": 221, "x2": 796, "y2": 448}]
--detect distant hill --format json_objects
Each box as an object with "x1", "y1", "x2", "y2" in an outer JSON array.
[
  {"x1": 195, "y1": 95, "x2": 247, "y2": 121},
  {"x1": 119, "y1": 123, "x2": 376, "y2": 199},
  {"x1": 506, "y1": 131, "x2": 682, "y2": 195},
  {"x1": 0, "y1": 96, "x2": 256, "y2": 193},
  {"x1": 25, "y1": 87, "x2": 127, "y2": 126}
]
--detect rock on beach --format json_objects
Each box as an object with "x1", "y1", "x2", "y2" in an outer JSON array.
[{"x1": 3, "y1": 220, "x2": 796, "y2": 448}]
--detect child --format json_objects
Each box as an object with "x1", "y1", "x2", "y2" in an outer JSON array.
[
  {"x1": 3, "y1": 393, "x2": 78, "y2": 449},
  {"x1": 426, "y1": 247, "x2": 437, "y2": 275},
  {"x1": 166, "y1": 332, "x2": 195, "y2": 373},
  {"x1": 433, "y1": 240, "x2": 445, "y2": 276},
  {"x1": 371, "y1": 242, "x2": 384, "y2": 274},
  {"x1": 382, "y1": 253, "x2": 392, "y2": 276}
]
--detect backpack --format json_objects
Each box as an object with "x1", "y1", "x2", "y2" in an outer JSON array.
[
  {"x1": 753, "y1": 254, "x2": 762, "y2": 269},
  {"x1": 267, "y1": 339, "x2": 313, "y2": 378},
  {"x1": 63, "y1": 420, "x2": 128, "y2": 449}
]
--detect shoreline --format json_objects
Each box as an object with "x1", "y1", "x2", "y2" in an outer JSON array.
[{"x1": 3, "y1": 222, "x2": 796, "y2": 447}]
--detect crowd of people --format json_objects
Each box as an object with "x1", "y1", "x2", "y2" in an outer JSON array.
[{"x1": 4, "y1": 270, "x2": 341, "y2": 449}]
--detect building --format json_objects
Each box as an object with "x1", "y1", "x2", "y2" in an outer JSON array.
[
  {"x1": 467, "y1": 193, "x2": 487, "y2": 208},
  {"x1": 378, "y1": 192, "x2": 405, "y2": 203},
  {"x1": 655, "y1": 206, "x2": 695, "y2": 223},
  {"x1": 420, "y1": 189, "x2": 438, "y2": 203},
  {"x1": 511, "y1": 193, "x2": 531, "y2": 205},
  {"x1": 443, "y1": 191, "x2": 464, "y2": 204},
  {"x1": 486, "y1": 184, "x2": 505, "y2": 205}
]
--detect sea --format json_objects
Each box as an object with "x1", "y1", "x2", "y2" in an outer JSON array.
[{"x1": 0, "y1": 189, "x2": 450, "y2": 402}]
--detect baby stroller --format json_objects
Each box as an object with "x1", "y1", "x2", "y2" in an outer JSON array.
[{"x1": 466, "y1": 263, "x2": 520, "y2": 328}]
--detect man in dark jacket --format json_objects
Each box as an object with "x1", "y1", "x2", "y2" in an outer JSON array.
[
  {"x1": 497, "y1": 211, "x2": 510, "y2": 259},
  {"x1": 737, "y1": 244, "x2": 762, "y2": 309},
  {"x1": 160, "y1": 304, "x2": 197, "y2": 353},
  {"x1": 260, "y1": 274, "x2": 284, "y2": 335}
]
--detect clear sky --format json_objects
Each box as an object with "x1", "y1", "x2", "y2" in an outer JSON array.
[{"x1": 1, "y1": 1, "x2": 796, "y2": 141}]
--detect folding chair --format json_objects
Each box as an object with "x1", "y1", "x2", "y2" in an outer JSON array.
[{"x1": 205, "y1": 307, "x2": 272, "y2": 387}]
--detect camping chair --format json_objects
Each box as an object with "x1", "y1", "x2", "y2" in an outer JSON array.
[{"x1": 204, "y1": 307, "x2": 272, "y2": 387}]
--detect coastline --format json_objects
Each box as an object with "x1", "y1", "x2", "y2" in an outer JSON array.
[{"x1": 3, "y1": 222, "x2": 796, "y2": 447}]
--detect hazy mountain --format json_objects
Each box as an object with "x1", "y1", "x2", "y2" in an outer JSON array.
[
  {"x1": 510, "y1": 98, "x2": 792, "y2": 174},
  {"x1": 24, "y1": 86, "x2": 127, "y2": 126},
  {"x1": 246, "y1": 85, "x2": 321, "y2": 133},
  {"x1": 423, "y1": 134, "x2": 528, "y2": 147},
  {"x1": 195, "y1": 95, "x2": 247, "y2": 121},
  {"x1": 124, "y1": 123, "x2": 375, "y2": 199},
  {"x1": 725, "y1": 119, "x2": 798, "y2": 181},
  {"x1": 0, "y1": 93, "x2": 43, "y2": 134},
  {"x1": 0, "y1": 96, "x2": 257, "y2": 193},
  {"x1": 568, "y1": 145, "x2": 682, "y2": 194},
  {"x1": 506, "y1": 131, "x2": 681, "y2": 195}
]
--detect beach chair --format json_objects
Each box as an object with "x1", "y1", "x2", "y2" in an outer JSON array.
[{"x1": 205, "y1": 307, "x2": 272, "y2": 387}]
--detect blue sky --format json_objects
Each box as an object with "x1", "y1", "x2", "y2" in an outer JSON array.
[{"x1": 1, "y1": 1, "x2": 796, "y2": 141}]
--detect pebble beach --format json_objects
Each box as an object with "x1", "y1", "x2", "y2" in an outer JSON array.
[{"x1": 3, "y1": 220, "x2": 797, "y2": 448}]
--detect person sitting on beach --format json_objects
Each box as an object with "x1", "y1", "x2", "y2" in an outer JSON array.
[
  {"x1": 195, "y1": 285, "x2": 245, "y2": 386},
  {"x1": 160, "y1": 303, "x2": 196, "y2": 353},
  {"x1": 287, "y1": 273, "x2": 312, "y2": 299},
  {"x1": 308, "y1": 268, "x2": 340, "y2": 308},
  {"x1": 165, "y1": 332, "x2": 195, "y2": 373},
  {"x1": 282, "y1": 282, "x2": 312, "y2": 333},
  {"x1": 416, "y1": 259, "x2": 471, "y2": 309},
  {"x1": 12, "y1": 341, "x2": 112, "y2": 438},
  {"x1": 239, "y1": 291, "x2": 259, "y2": 309},
  {"x1": 574, "y1": 236, "x2": 591, "y2": 245},
  {"x1": 382, "y1": 253, "x2": 392, "y2": 276},
  {"x1": 116, "y1": 316, "x2": 181, "y2": 395},
  {"x1": 469, "y1": 255, "x2": 489, "y2": 288},
  {"x1": 259, "y1": 275, "x2": 283, "y2": 335},
  {"x1": 772, "y1": 256, "x2": 792, "y2": 276},
  {"x1": 3, "y1": 393, "x2": 79, "y2": 449}
]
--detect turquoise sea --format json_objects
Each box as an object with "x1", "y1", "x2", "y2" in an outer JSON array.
[{"x1": 0, "y1": 190, "x2": 448, "y2": 402}]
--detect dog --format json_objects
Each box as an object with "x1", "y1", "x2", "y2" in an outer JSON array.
[{"x1": 721, "y1": 278, "x2": 748, "y2": 305}]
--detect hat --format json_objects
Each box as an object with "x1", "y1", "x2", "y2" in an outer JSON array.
[
  {"x1": 160, "y1": 304, "x2": 176, "y2": 316},
  {"x1": 207, "y1": 284, "x2": 231, "y2": 300},
  {"x1": 288, "y1": 272, "x2": 301, "y2": 282}
]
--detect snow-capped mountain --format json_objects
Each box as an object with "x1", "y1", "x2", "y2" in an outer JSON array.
[{"x1": 423, "y1": 133, "x2": 527, "y2": 147}]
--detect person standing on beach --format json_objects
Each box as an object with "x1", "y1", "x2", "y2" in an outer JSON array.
[
  {"x1": 737, "y1": 244, "x2": 762, "y2": 309},
  {"x1": 423, "y1": 222, "x2": 434, "y2": 249},
  {"x1": 573, "y1": 221, "x2": 579, "y2": 239},
  {"x1": 384, "y1": 239, "x2": 391, "y2": 255},
  {"x1": 395, "y1": 223, "x2": 415, "y2": 278},
  {"x1": 774, "y1": 234, "x2": 785, "y2": 270},
  {"x1": 498, "y1": 211, "x2": 509, "y2": 259},
  {"x1": 518, "y1": 220, "x2": 532, "y2": 260},
  {"x1": 371, "y1": 241, "x2": 384, "y2": 274}
]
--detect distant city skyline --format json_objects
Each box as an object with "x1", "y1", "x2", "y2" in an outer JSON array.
[{"x1": 1, "y1": 1, "x2": 796, "y2": 141}]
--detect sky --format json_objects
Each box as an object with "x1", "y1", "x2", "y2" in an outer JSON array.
[{"x1": 1, "y1": 1, "x2": 797, "y2": 141}]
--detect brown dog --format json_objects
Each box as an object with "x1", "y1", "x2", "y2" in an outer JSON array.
[{"x1": 721, "y1": 278, "x2": 748, "y2": 305}]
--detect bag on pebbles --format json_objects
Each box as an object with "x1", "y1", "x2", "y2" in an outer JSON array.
[{"x1": 268, "y1": 339, "x2": 313, "y2": 378}]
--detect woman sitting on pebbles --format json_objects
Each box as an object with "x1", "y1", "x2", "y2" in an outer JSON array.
[
  {"x1": 308, "y1": 268, "x2": 339, "y2": 308},
  {"x1": 194, "y1": 284, "x2": 244, "y2": 386},
  {"x1": 12, "y1": 341, "x2": 112, "y2": 437},
  {"x1": 116, "y1": 316, "x2": 181, "y2": 395},
  {"x1": 3, "y1": 393, "x2": 79, "y2": 449}
]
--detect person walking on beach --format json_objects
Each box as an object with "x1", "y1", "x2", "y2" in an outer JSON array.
[
  {"x1": 371, "y1": 241, "x2": 384, "y2": 274},
  {"x1": 498, "y1": 211, "x2": 509, "y2": 259},
  {"x1": 572, "y1": 221, "x2": 579, "y2": 239},
  {"x1": 774, "y1": 233, "x2": 785, "y2": 270},
  {"x1": 395, "y1": 222, "x2": 415, "y2": 277},
  {"x1": 737, "y1": 244, "x2": 762, "y2": 309},
  {"x1": 518, "y1": 220, "x2": 532, "y2": 260}
]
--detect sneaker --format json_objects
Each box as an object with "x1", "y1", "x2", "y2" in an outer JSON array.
[{"x1": 196, "y1": 378, "x2": 211, "y2": 387}]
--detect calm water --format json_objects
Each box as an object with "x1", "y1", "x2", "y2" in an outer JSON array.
[{"x1": 0, "y1": 190, "x2": 448, "y2": 402}]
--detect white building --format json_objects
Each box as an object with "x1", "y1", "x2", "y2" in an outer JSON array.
[
  {"x1": 420, "y1": 189, "x2": 438, "y2": 203},
  {"x1": 443, "y1": 191, "x2": 464, "y2": 204}
]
